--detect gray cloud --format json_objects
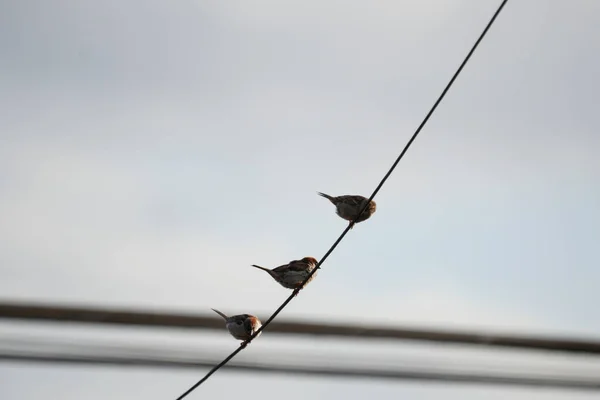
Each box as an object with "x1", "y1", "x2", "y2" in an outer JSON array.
[{"x1": 1, "y1": 0, "x2": 600, "y2": 398}]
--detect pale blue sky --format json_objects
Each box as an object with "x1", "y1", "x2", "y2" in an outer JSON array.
[{"x1": 1, "y1": 0, "x2": 600, "y2": 399}]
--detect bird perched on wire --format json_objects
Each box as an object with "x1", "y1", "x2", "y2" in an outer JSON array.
[
  {"x1": 251, "y1": 257, "x2": 319, "y2": 295},
  {"x1": 211, "y1": 309, "x2": 262, "y2": 346},
  {"x1": 317, "y1": 192, "x2": 376, "y2": 229}
]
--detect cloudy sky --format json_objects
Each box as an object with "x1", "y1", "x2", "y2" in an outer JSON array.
[{"x1": 1, "y1": 0, "x2": 600, "y2": 398}]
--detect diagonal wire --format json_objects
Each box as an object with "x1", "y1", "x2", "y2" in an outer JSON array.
[{"x1": 175, "y1": 1, "x2": 509, "y2": 398}]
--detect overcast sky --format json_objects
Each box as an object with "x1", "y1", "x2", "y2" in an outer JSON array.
[{"x1": 1, "y1": 0, "x2": 600, "y2": 399}]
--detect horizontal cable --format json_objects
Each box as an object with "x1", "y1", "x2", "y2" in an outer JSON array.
[
  {"x1": 2, "y1": 351, "x2": 600, "y2": 392},
  {"x1": 2, "y1": 301, "x2": 599, "y2": 355}
]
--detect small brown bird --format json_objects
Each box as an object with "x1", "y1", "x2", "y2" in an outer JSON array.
[
  {"x1": 317, "y1": 192, "x2": 376, "y2": 228},
  {"x1": 251, "y1": 257, "x2": 318, "y2": 295},
  {"x1": 211, "y1": 309, "x2": 262, "y2": 344}
]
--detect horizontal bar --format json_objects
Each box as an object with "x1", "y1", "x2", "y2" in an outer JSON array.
[
  {"x1": 2, "y1": 351, "x2": 599, "y2": 391},
  {"x1": 1, "y1": 301, "x2": 599, "y2": 354}
]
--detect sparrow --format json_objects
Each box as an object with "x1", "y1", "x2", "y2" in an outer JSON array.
[
  {"x1": 251, "y1": 257, "x2": 318, "y2": 295},
  {"x1": 211, "y1": 309, "x2": 262, "y2": 345},
  {"x1": 317, "y1": 192, "x2": 376, "y2": 228}
]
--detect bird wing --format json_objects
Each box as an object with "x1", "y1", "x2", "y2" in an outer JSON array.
[
  {"x1": 339, "y1": 195, "x2": 368, "y2": 207},
  {"x1": 271, "y1": 262, "x2": 292, "y2": 273},
  {"x1": 282, "y1": 259, "x2": 311, "y2": 272}
]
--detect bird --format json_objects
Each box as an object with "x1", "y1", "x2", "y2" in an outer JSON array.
[
  {"x1": 317, "y1": 192, "x2": 376, "y2": 228},
  {"x1": 251, "y1": 257, "x2": 319, "y2": 295},
  {"x1": 211, "y1": 309, "x2": 262, "y2": 345}
]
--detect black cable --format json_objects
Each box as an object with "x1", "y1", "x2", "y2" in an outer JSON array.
[
  {"x1": 5, "y1": 351, "x2": 600, "y2": 392},
  {"x1": 176, "y1": 1, "x2": 509, "y2": 398},
  {"x1": 5, "y1": 303, "x2": 600, "y2": 355},
  {"x1": 3, "y1": 334, "x2": 599, "y2": 379}
]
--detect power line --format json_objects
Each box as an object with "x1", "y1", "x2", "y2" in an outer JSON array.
[
  {"x1": 175, "y1": 1, "x2": 509, "y2": 397},
  {"x1": 3, "y1": 351, "x2": 600, "y2": 392},
  {"x1": 3, "y1": 333, "x2": 600, "y2": 379},
  {"x1": 3, "y1": 301, "x2": 600, "y2": 355}
]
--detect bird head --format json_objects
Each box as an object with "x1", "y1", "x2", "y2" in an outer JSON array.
[
  {"x1": 302, "y1": 257, "x2": 319, "y2": 266},
  {"x1": 369, "y1": 200, "x2": 377, "y2": 212}
]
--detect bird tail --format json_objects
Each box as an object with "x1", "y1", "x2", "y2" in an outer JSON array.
[
  {"x1": 211, "y1": 308, "x2": 228, "y2": 320},
  {"x1": 317, "y1": 192, "x2": 335, "y2": 202},
  {"x1": 251, "y1": 264, "x2": 272, "y2": 273}
]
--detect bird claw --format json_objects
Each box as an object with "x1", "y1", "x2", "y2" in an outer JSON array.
[{"x1": 240, "y1": 341, "x2": 249, "y2": 349}]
